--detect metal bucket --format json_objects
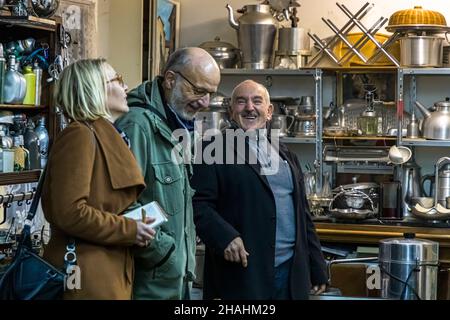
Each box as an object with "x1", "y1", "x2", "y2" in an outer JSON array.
[{"x1": 379, "y1": 233, "x2": 439, "y2": 300}]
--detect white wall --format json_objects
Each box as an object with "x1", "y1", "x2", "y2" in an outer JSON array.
[
  {"x1": 96, "y1": 0, "x2": 143, "y2": 89},
  {"x1": 180, "y1": 0, "x2": 450, "y2": 47}
]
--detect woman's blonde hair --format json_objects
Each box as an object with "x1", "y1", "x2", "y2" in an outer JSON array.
[{"x1": 54, "y1": 58, "x2": 111, "y2": 121}]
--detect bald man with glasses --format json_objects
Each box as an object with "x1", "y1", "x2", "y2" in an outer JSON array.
[{"x1": 116, "y1": 47, "x2": 220, "y2": 300}]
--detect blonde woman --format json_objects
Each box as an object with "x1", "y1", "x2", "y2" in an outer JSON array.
[{"x1": 42, "y1": 59, "x2": 155, "y2": 299}]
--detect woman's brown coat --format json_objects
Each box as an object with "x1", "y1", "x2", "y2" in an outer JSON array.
[{"x1": 42, "y1": 118, "x2": 145, "y2": 300}]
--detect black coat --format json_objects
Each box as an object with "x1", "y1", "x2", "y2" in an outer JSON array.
[{"x1": 191, "y1": 133, "x2": 328, "y2": 300}]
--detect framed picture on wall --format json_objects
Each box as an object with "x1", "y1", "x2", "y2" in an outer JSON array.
[{"x1": 142, "y1": 0, "x2": 180, "y2": 81}]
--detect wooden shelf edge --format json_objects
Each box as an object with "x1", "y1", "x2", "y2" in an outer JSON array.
[
  {"x1": 315, "y1": 222, "x2": 450, "y2": 247},
  {"x1": 0, "y1": 170, "x2": 42, "y2": 185},
  {"x1": 0, "y1": 104, "x2": 47, "y2": 110},
  {"x1": 0, "y1": 15, "x2": 57, "y2": 31}
]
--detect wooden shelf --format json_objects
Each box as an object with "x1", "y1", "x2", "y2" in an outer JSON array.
[
  {"x1": 315, "y1": 222, "x2": 450, "y2": 263},
  {"x1": 0, "y1": 15, "x2": 57, "y2": 32},
  {"x1": 0, "y1": 104, "x2": 47, "y2": 110},
  {"x1": 0, "y1": 170, "x2": 42, "y2": 185}
]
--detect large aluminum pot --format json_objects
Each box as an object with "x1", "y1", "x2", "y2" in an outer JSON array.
[
  {"x1": 399, "y1": 35, "x2": 443, "y2": 67},
  {"x1": 199, "y1": 37, "x2": 241, "y2": 69},
  {"x1": 379, "y1": 233, "x2": 438, "y2": 300}
]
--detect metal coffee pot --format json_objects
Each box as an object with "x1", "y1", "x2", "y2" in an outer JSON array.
[
  {"x1": 415, "y1": 99, "x2": 450, "y2": 140},
  {"x1": 226, "y1": 3, "x2": 278, "y2": 69}
]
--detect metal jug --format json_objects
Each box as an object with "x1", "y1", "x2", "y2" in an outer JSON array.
[
  {"x1": 3, "y1": 55, "x2": 26, "y2": 104},
  {"x1": 226, "y1": 3, "x2": 278, "y2": 69},
  {"x1": 398, "y1": 160, "x2": 423, "y2": 218},
  {"x1": 270, "y1": 114, "x2": 294, "y2": 137}
]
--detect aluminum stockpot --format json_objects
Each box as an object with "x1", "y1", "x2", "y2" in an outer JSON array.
[
  {"x1": 399, "y1": 35, "x2": 443, "y2": 67},
  {"x1": 199, "y1": 37, "x2": 241, "y2": 69},
  {"x1": 379, "y1": 233, "x2": 439, "y2": 300}
]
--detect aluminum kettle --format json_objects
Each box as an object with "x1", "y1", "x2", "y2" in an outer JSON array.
[
  {"x1": 415, "y1": 99, "x2": 450, "y2": 140},
  {"x1": 226, "y1": 3, "x2": 278, "y2": 69}
]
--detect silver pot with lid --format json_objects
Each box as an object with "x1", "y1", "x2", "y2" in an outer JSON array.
[
  {"x1": 379, "y1": 233, "x2": 439, "y2": 300},
  {"x1": 199, "y1": 36, "x2": 241, "y2": 69}
]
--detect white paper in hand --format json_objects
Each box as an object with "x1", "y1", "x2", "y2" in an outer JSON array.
[{"x1": 123, "y1": 201, "x2": 168, "y2": 228}]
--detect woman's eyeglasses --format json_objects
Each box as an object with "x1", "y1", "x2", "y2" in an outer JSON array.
[
  {"x1": 107, "y1": 74, "x2": 125, "y2": 87},
  {"x1": 174, "y1": 71, "x2": 215, "y2": 97}
]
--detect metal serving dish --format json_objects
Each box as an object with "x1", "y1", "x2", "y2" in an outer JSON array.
[{"x1": 329, "y1": 208, "x2": 375, "y2": 220}]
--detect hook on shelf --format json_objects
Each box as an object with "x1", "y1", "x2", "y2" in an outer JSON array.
[
  {"x1": 5, "y1": 194, "x2": 13, "y2": 208},
  {"x1": 17, "y1": 192, "x2": 27, "y2": 207},
  {"x1": 26, "y1": 189, "x2": 35, "y2": 206}
]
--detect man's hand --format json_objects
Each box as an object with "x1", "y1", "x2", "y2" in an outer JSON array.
[
  {"x1": 311, "y1": 284, "x2": 328, "y2": 295},
  {"x1": 224, "y1": 237, "x2": 249, "y2": 267}
]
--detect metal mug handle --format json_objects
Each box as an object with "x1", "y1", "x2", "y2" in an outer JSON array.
[{"x1": 286, "y1": 115, "x2": 295, "y2": 132}]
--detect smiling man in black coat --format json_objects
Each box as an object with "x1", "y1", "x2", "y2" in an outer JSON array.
[{"x1": 191, "y1": 80, "x2": 328, "y2": 300}]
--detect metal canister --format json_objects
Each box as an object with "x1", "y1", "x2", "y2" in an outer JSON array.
[
  {"x1": 0, "y1": 44, "x2": 5, "y2": 104},
  {"x1": 379, "y1": 233, "x2": 439, "y2": 300},
  {"x1": 33, "y1": 62, "x2": 42, "y2": 106}
]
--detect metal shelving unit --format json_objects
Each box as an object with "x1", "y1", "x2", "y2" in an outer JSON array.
[
  {"x1": 220, "y1": 68, "x2": 318, "y2": 76},
  {"x1": 401, "y1": 138, "x2": 450, "y2": 147},
  {"x1": 397, "y1": 68, "x2": 450, "y2": 148},
  {"x1": 280, "y1": 136, "x2": 317, "y2": 144}
]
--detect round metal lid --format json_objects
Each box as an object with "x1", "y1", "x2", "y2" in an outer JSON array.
[
  {"x1": 379, "y1": 233, "x2": 439, "y2": 264},
  {"x1": 434, "y1": 99, "x2": 450, "y2": 108},
  {"x1": 199, "y1": 37, "x2": 237, "y2": 52},
  {"x1": 388, "y1": 6, "x2": 447, "y2": 27},
  {"x1": 386, "y1": 24, "x2": 450, "y2": 32}
]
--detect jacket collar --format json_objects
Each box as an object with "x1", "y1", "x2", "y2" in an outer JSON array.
[{"x1": 89, "y1": 118, "x2": 145, "y2": 190}]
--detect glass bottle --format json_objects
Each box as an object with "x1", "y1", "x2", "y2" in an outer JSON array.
[
  {"x1": 358, "y1": 109, "x2": 378, "y2": 136},
  {"x1": 12, "y1": 135, "x2": 29, "y2": 171},
  {"x1": 320, "y1": 171, "x2": 332, "y2": 198}
]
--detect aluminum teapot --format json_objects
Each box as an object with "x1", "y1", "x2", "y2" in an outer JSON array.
[{"x1": 415, "y1": 99, "x2": 450, "y2": 140}]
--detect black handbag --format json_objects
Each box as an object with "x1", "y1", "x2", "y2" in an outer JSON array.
[{"x1": 0, "y1": 168, "x2": 66, "y2": 300}]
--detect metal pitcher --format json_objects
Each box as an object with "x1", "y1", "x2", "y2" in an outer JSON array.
[
  {"x1": 398, "y1": 160, "x2": 423, "y2": 218},
  {"x1": 226, "y1": 3, "x2": 278, "y2": 69}
]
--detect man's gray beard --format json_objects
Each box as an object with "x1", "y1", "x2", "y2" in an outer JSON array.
[
  {"x1": 172, "y1": 102, "x2": 196, "y2": 121},
  {"x1": 168, "y1": 86, "x2": 196, "y2": 121}
]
